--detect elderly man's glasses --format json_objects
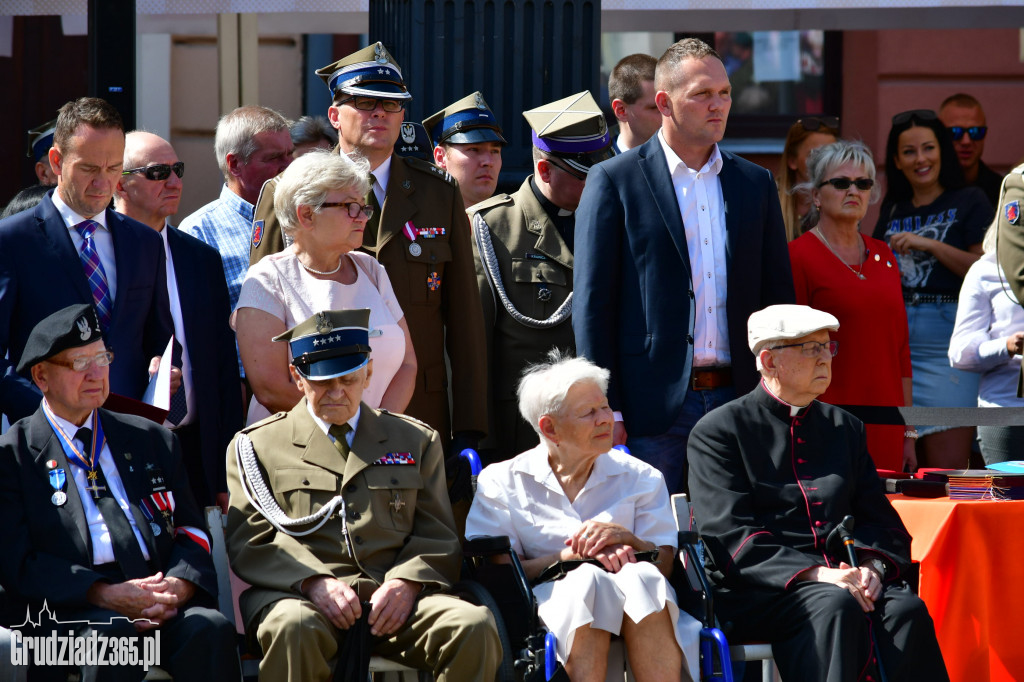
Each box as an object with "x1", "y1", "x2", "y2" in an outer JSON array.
[
  {"x1": 48, "y1": 351, "x2": 115, "y2": 372},
  {"x1": 948, "y1": 126, "x2": 987, "y2": 141},
  {"x1": 320, "y1": 201, "x2": 375, "y2": 220},
  {"x1": 121, "y1": 162, "x2": 185, "y2": 181},
  {"x1": 818, "y1": 178, "x2": 874, "y2": 191},
  {"x1": 771, "y1": 341, "x2": 839, "y2": 358},
  {"x1": 339, "y1": 97, "x2": 405, "y2": 113}
]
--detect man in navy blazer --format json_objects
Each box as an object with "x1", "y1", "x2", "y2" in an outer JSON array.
[
  {"x1": 0, "y1": 98, "x2": 175, "y2": 425},
  {"x1": 115, "y1": 131, "x2": 243, "y2": 509},
  {"x1": 574, "y1": 38, "x2": 795, "y2": 494}
]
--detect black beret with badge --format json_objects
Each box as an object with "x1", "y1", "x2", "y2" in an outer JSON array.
[
  {"x1": 523, "y1": 91, "x2": 614, "y2": 176},
  {"x1": 423, "y1": 91, "x2": 507, "y2": 148},
  {"x1": 314, "y1": 41, "x2": 411, "y2": 101},
  {"x1": 18, "y1": 304, "x2": 104, "y2": 375},
  {"x1": 274, "y1": 309, "x2": 374, "y2": 380}
]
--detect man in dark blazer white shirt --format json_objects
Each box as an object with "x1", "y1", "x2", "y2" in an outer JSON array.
[
  {"x1": 0, "y1": 98, "x2": 176, "y2": 425},
  {"x1": 573, "y1": 38, "x2": 795, "y2": 494},
  {"x1": 114, "y1": 131, "x2": 243, "y2": 509},
  {"x1": 0, "y1": 304, "x2": 239, "y2": 681}
]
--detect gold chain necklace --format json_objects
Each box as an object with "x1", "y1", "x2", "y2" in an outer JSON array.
[{"x1": 813, "y1": 227, "x2": 866, "y2": 280}]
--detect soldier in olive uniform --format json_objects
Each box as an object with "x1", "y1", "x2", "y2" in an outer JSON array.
[
  {"x1": 248, "y1": 43, "x2": 488, "y2": 453},
  {"x1": 225, "y1": 309, "x2": 501, "y2": 682},
  {"x1": 994, "y1": 164, "x2": 1024, "y2": 393},
  {"x1": 424, "y1": 91, "x2": 506, "y2": 209},
  {"x1": 469, "y1": 92, "x2": 614, "y2": 463}
]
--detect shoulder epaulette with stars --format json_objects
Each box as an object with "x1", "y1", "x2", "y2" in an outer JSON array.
[
  {"x1": 378, "y1": 408, "x2": 437, "y2": 434},
  {"x1": 404, "y1": 156, "x2": 457, "y2": 187}
]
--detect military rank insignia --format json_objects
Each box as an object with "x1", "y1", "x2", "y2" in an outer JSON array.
[
  {"x1": 427, "y1": 272, "x2": 441, "y2": 291},
  {"x1": 1006, "y1": 200, "x2": 1020, "y2": 225},
  {"x1": 373, "y1": 453, "x2": 416, "y2": 465}
]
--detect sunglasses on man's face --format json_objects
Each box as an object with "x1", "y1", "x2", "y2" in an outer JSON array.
[
  {"x1": 797, "y1": 116, "x2": 840, "y2": 133},
  {"x1": 891, "y1": 109, "x2": 938, "y2": 126},
  {"x1": 121, "y1": 162, "x2": 185, "y2": 181},
  {"x1": 948, "y1": 126, "x2": 988, "y2": 142}
]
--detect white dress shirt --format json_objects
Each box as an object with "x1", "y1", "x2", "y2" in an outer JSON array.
[
  {"x1": 370, "y1": 155, "x2": 393, "y2": 206},
  {"x1": 51, "y1": 192, "x2": 118, "y2": 299},
  {"x1": 657, "y1": 131, "x2": 730, "y2": 367},
  {"x1": 160, "y1": 224, "x2": 195, "y2": 425},
  {"x1": 45, "y1": 402, "x2": 151, "y2": 564}
]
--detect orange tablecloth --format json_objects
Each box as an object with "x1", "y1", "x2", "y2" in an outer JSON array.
[{"x1": 890, "y1": 495, "x2": 1024, "y2": 682}]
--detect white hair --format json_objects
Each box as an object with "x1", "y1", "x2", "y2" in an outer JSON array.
[
  {"x1": 273, "y1": 150, "x2": 371, "y2": 235},
  {"x1": 517, "y1": 350, "x2": 610, "y2": 439}
]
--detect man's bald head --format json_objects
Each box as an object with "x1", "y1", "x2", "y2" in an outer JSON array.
[{"x1": 115, "y1": 131, "x2": 183, "y2": 231}]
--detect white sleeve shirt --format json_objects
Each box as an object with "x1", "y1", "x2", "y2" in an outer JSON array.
[{"x1": 657, "y1": 131, "x2": 730, "y2": 367}]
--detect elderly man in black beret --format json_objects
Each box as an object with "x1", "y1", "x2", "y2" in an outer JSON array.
[
  {"x1": 688, "y1": 304, "x2": 948, "y2": 682},
  {"x1": 0, "y1": 304, "x2": 239, "y2": 682}
]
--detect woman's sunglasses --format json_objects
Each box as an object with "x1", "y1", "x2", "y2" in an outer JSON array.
[
  {"x1": 891, "y1": 109, "x2": 938, "y2": 126},
  {"x1": 817, "y1": 177, "x2": 875, "y2": 191},
  {"x1": 797, "y1": 116, "x2": 840, "y2": 133}
]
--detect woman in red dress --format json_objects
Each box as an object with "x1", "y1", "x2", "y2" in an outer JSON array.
[{"x1": 789, "y1": 140, "x2": 916, "y2": 472}]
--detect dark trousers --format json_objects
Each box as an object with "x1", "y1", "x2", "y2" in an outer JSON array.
[
  {"x1": 716, "y1": 581, "x2": 949, "y2": 682},
  {"x1": 24, "y1": 603, "x2": 240, "y2": 682}
]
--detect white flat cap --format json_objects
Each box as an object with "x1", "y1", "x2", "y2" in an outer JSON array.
[{"x1": 748, "y1": 304, "x2": 839, "y2": 354}]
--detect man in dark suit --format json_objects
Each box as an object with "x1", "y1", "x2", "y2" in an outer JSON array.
[
  {"x1": 247, "y1": 42, "x2": 488, "y2": 454},
  {"x1": 0, "y1": 304, "x2": 239, "y2": 681},
  {"x1": 573, "y1": 38, "x2": 795, "y2": 494},
  {"x1": 114, "y1": 131, "x2": 243, "y2": 509},
  {"x1": 0, "y1": 97, "x2": 177, "y2": 425}
]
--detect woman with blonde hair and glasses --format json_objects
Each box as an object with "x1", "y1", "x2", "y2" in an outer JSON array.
[
  {"x1": 233, "y1": 150, "x2": 416, "y2": 424},
  {"x1": 777, "y1": 116, "x2": 840, "y2": 241},
  {"x1": 789, "y1": 140, "x2": 914, "y2": 473}
]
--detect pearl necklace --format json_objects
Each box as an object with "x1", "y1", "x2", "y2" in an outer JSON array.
[
  {"x1": 813, "y1": 227, "x2": 866, "y2": 280},
  {"x1": 300, "y1": 256, "x2": 343, "y2": 276}
]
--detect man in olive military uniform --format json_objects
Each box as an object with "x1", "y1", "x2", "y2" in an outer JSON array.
[
  {"x1": 994, "y1": 164, "x2": 1024, "y2": 394},
  {"x1": 248, "y1": 42, "x2": 488, "y2": 453},
  {"x1": 469, "y1": 92, "x2": 614, "y2": 463},
  {"x1": 225, "y1": 309, "x2": 501, "y2": 682},
  {"x1": 424, "y1": 92, "x2": 506, "y2": 209}
]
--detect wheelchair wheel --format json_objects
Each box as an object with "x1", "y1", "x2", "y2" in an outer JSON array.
[{"x1": 451, "y1": 580, "x2": 517, "y2": 682}]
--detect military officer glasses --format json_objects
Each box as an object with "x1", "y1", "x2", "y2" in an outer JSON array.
[
  {"x1": 818, "y1": 177, "x2": 874, "y2": 191},
  {"x1": 339, "y1": 97, "x2": 406, "y2": 113},
  {"x1": 948, "y1": 126, "x2": 987, "y2": 141},
  {"x1": 121, "y1": 162, "x2": 185, "y2": 181},
  {"x1": 48, "y1": 351, "x2": 115, "y2": 372},
  {"x1": 771, "y1": 341, "x2": 839, "y2": 358},
  {"x1": 320, "y1": 201, "x2": 375, "y2": 220}
]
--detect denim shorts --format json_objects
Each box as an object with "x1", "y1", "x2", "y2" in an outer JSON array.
[{"x1": 906, "y1": 300, "x2": 980, "y2": 436}]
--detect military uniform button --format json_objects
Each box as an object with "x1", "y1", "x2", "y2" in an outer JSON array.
[
  {"x1": 350, "y1": 511, "x2": 361, "y2": 520},
  {"x1": 354, "y1": 535, "x2": 364, "y2": 545},
  {"x1": 302, "y1": 479, "x2": 309, "y2": 486},
  {"x1": 346, "y1": 483, "x2": 357, "y2": 493},
  {"x1": 390, "y1": 477, "x2": 399, "y2": 485}
]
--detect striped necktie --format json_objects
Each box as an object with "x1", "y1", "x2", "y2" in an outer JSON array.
[{"x1": 75, "y1": 220, "x2": 113, "y2": 331}]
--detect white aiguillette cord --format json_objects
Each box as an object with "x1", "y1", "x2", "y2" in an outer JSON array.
[{"x1": 235, "y1": 434, "x2": 355, "y2": 555}]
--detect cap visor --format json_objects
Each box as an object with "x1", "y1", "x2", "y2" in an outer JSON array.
[
  {"x1": 294, "y1": 355, "x2": 369, "y2": 381},
  {"x1": 445, "y1": 129, "x2": 507, "y2": 145}
]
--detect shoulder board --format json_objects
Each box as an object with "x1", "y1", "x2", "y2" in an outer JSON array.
[
  {"x1": 378, "y1": 409, "x2": 436, "y2": 433},
  {"x1": 241, "y1": 411, "x2": 288, "y2": 433},
  {"x1": 471, "y1": 193, "x2": 514, "y2": 214},
  {"x1": 404, "y1": 156, "x2": 457, "y2": 186}
]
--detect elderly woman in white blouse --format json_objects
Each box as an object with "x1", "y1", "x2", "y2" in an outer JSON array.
[
  {"x1": 949, "y1": 224, "x2": 1024, "y2": 464},
  {"x1": 466, "y1": 352, "x2": 698, "y2": 682}
]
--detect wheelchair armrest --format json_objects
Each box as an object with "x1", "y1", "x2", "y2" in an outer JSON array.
[{"x1": 464, "y1": 535, "x2": 512, "y2": 556}]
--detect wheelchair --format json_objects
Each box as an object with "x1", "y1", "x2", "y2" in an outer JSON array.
[{"x1": 454, "y1": 449, "x2": 749, "y2": 682}]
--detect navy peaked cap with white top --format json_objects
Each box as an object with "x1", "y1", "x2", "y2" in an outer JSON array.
[
  {"x1": 315, "y1": 42, "x2": 411, "y2": 101},
  {"x1": 274, "y1": 309, "x2": 373, "y2": 380}
]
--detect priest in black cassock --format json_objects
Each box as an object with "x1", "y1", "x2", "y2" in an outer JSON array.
[{"x1": 688, "y1": 304, "x2": 947, "y2": 682}]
